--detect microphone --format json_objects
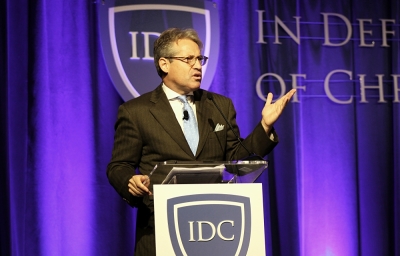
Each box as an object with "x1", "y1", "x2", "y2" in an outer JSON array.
[
  {"x1": 207, "y1": 93, "x2": 263, "y2": 160},
  {"x1": 183, "y1": 110, "x2": 189, "y2": 120}
]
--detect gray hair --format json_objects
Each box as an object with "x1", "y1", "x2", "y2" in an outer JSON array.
[{"x1": 153, "y1": 28, "x2": 203, "y2": 77}]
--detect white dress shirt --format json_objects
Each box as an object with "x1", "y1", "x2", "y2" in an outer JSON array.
[{"x1": 162, "y1": 84, "x2": 198, "y2": 131}]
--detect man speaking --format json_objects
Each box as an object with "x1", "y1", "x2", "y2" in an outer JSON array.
[{"x1": 107, "y1": 27, "x2": 296, "y2": 255}]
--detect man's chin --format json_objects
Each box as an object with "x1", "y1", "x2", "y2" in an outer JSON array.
[{"x1": 190, "y1": 82, "x2": 201, "y2": 90}]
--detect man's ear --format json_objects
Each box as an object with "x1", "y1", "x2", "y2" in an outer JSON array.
[{"x1": 159, "y1": 58, "x2": 169, "y2": 74}]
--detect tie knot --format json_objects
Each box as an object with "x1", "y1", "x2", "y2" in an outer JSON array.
[{"x1": 177, "y1": 95, "x2": 188, "y2": 103}]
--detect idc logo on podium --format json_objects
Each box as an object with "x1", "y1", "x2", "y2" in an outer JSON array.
[
  {"x1": 154, "y1": 184, "x2": 266, "y2": 256},
  {"x1": 167, "y1": 194, "x2": 251, "y2": 256}
]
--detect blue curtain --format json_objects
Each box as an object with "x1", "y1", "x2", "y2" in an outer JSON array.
[{"x1": 2, "y1": 0, "x2": 399, "y2": 255}]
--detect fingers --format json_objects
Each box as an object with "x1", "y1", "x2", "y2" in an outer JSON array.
[
  {"x1": 275, "y1": 89, "x2": 297, "y2": 107},
  {"x1": 128, "y1": 175, "x2": 152, "y2": 197},
  {"x1": 261, "y1": 89, "x2": 296, "y2": 130},
  {"x1": 286, "y1": 89, "x2": 297, "y2": 101},
  {"x1": 142, "y1": 175, "x2": 150, "y2": 185},
  {"x1": 282, "y1": 89, "x2": 296, "y2": 107},
  {"x1": 265, "y1": 89, "x2": 296, "y2": 105},
  {"x1": 265, "y1": 92, "x2": 273, "y2": 105}
]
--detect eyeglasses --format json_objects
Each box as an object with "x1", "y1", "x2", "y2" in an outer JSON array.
[{"x1": 164, "y1": 55, "x2": 208, "y2": 66}]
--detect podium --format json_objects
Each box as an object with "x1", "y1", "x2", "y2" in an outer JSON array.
[{"x1": 153, "y1": 160, "x2": 268, "y2": 256}]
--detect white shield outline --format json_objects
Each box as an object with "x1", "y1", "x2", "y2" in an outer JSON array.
[
  {"x1": 166, "y1": 194, "x2": 252, "y2": 256},
  {"x1": 108, "y1": 4, "x2": 214, "y2": 100},
  {"x1": 173, "y1": 200, "x2": 246, "y2": 256}
]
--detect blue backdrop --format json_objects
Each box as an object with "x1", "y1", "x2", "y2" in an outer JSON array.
[{"x1": 2, "y1": 0, "x2": 399, "y2": 255}]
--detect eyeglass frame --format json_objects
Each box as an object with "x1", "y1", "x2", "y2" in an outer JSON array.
[{"x1": 163, "y1": 55, "x2": 208, "y2": 66}]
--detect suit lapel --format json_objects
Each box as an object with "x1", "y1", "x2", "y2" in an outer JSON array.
[
  {"x1": 194, "y1": 89, "x2": 214, "y2": 157},
  {"x1": 149, "y1": 85, "x2": 194, "y2": 157}
]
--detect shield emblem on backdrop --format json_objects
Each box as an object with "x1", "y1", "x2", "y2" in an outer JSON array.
[
  {"x1": 98, "y1": 0, "x2": 220, "y2": 101},
  {"x1": 167, "y1": 194, "x2": 251, "y2": 256}
]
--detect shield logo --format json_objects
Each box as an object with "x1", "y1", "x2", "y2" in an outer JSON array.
[
  {"x1": 167, "y1": 194, "x2": 251, "y2": 256},
  {"x1": 98, "y1": 0, "x2": 220, "y2": 101}
]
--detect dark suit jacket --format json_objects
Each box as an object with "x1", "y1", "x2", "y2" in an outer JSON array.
[{"x1": 107, "y1": 84, "x2": 278, "y2": 255}]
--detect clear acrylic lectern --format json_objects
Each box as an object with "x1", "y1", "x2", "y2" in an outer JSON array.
[{"x1": 157, "y1": 160, "x2": 268, "y2": 184}]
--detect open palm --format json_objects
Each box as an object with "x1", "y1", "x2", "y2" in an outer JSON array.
[{"x1": 261, "y1": 89, "x2": 296, "y2": 131}]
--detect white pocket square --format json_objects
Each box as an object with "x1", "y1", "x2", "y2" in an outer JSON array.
[{"x1": 214, "y1": 123, "x2": 224, "y2": 132}]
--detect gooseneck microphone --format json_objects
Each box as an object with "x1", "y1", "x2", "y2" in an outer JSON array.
[
  {"x1": 207, "y1": 92, "x2": 263, "y2": 160},
  {"x1": 183, "y1": 110, "x2": 189, "y2": 120}
]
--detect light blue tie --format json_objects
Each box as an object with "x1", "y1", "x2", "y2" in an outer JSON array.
[{"x1": 177, "y1": 95, "x2": 199, "y2": 155}]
